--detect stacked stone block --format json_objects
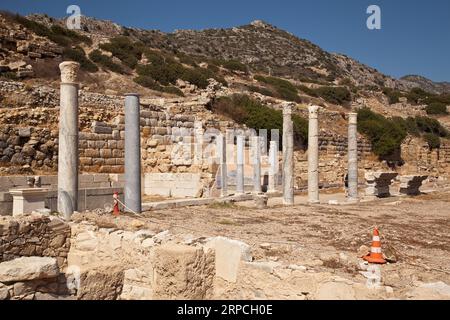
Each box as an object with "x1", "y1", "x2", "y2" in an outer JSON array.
[
  {"x1": 399, "y1": 175, "x2": 428, "y2": 196},
  {"x1": 0, "y1": 214, "x2": 71, "y2": 266},
  {"x1": 365, "y1": 172, "x2": 398, "y2": 198}
]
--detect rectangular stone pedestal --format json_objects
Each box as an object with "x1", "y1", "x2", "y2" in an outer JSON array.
[{"x1": 9, "y1": 188, "x2": 49, "y2": 216}]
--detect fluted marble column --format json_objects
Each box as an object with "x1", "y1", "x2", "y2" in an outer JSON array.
[
  {"x1": 236, "y1": 135, "x2": 245, "y2": 195},
  {"x1": 308, "y1": 105, "x2": 320, "y2": 204},
  {"x1": 282, "y1": 103, "x2": 294, "y2": 205},
  {"x1": 347, "y1": 113, "x2": 359, "y2": 201},
  {"x1": 57, "y1": 61, "x2": 80, "y2": 221},
  {"x1": 251, "y1": 136, "x2": 262, "y2": 194},
  {"x1": 124, "y1": 94, "x2": 142, "y2": 213}
]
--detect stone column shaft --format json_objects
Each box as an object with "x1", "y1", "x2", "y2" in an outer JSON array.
[
  {"x1": 218, "y1": 134, "x2": 228, "y2": 197},
  {"x1": 347, "y1": 113, "x2": 359, "y2": 201},
  {"x1": 193, "y1": 120, "x2": 204, "y2": 165},
  {"x1": 308, "y1": 105, "x2": 319, "y2": 204},
  {"x1": 268, "y1": 141, "x2": 278, "y2": 193},
  {"x1": 251, "y1": 136, "x2": 262, "y2": 194},
  {"x1": 282, "y1": 104, "x2": 294, "y2": 205},
  {"x1": 236, "y1": 135, "x2": 245, "y2": 195},
  {"x1": 57, "y1": 61, "x2": 80, "y2": 221},
  {"x1": 124, "y1": 94, "x2": 142, "y2": 213}
]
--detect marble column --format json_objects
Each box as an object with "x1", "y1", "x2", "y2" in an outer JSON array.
[
  {"x1": 308, "y1": 105, "x2": 320, "y2": 204},
  {"x1": 251, "y1": 136, "x2": 262, "y2": 194},
  {"x1": 57, "y1": 61, "x2": 80, "y2": 221},
  {"x1": 268, "y1": 141, "x2": 278, "y2": 193},
  {"x1": 193, "y1": 120, "x2": 204, "y2": 165},
  {"x1": 282, "y1": 103, "x2": 294, "y2": 205},
  {"x1": 236, "y1": 135, "x2": 245, "y2": 195},
  {"x1": 347, "y1": 113, "x2": 359, "y2": 201},
  {"x1": 218, "y1": 134, "x2": 228, "y2": 197},
  {"x1": 124, "y1": 94, "x2": 142, "y2": 213}
]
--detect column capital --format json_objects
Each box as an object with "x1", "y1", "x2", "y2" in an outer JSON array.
[
  {"x1": 308, "y1": 105, "x2": 319, "y2": 118},
  {"x1": 282, "y1": 102, "x2": 294, "y2": 115},
  {"x1": 124, "y1": 93, "x2": 140, "y2": 97},
  {"x1": 59, "y1": 61, "x2": 80, "y2": 83},
  {"x1": 348, "y1": 112, "x2": 358, "y2": 124}
]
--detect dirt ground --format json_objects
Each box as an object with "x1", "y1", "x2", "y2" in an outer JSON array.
[
  {"x1": 134, "y1": 189, "x2": 450, "y2": 297},
  {"x1": 74, "y1": 188, "x2": 450, "y2": 299}
]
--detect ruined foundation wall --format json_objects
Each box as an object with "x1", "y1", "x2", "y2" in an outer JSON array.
[
  {"x1": 0, "y1": 214, "x2": 71, "y2": 267},
  {"x1": 400, "y1": 137, "x2": 450, "y2": 177}
]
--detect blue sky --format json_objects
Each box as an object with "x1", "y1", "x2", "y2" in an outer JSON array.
[{"x1": 1, "y1": 0, "x2": 449, "y2": 82}]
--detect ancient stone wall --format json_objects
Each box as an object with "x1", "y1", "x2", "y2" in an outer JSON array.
[
  {"x1": 294, "y1": 132, "x2": 378, "y2": 188},
  {"x1": 0, "y1": 214, "x2": 71, "y2": 267},
  {"x1": 400, "y1": 137, "x2": 450, "y2": 177},
  {"x1": 1, "y1": 80, "x2": 449, "y2": 189},
  {"x1": 0, "y1": 213, "x2": 73, "y2": 300}
]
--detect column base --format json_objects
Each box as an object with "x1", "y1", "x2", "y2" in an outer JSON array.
[
  {"x1": 308, "y1": 199, "x2": 320, "y2": 205},
  {"x1": 283, "y1": 199, "x2": 295, "y2": 206},
  {"x1": 346, "y1": 197, "x2": 360, "y2": 204}
]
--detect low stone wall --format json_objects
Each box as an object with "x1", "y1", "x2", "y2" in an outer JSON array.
[
  {"x1": 0, "y1": 256, "x2": 72, "y2": 300},
  {"x1": 0, "y1": 213, "x2": 73, "y2": 300},
  {"x1": 0, "y1": 214, "x2": 71, "y2": 267}
]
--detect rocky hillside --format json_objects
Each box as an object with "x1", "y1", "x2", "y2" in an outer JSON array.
[
  {"x1": 165, "y1": 20, "x2": 403, "y2": 89},
  {"x1": 0, "y1": 11, "x2": 449, "y2": 175},
  {"x1": 400, "y1": 75, "x2": 450, "y2": 95},
  {"x1": 23, "y1": 15, "x2": 405, "y2": 89}
]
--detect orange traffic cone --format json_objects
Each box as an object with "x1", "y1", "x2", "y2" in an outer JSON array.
[
  {"x1": 113, "y1": 192, "x2": 120, "y2": 216},
  {"x1": 363, "y1": 227, "x2": 386, "y2": 264}
]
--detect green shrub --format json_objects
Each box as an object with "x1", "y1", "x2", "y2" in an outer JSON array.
[
  {"x1": 63, "y1": 47, "x2": 98, "y2": 72},
  {"x1": 426, "y1": 94, "x2": 450, "y2": 105},
  {"x1": 88, "y1": 50, "x2": 124, "y2": 74},
  {"x1": 180, "y1": 68, "x2": 210, "y2": 89},
  {"x1": 314, "y1": 86, "x2": 352, "y2": 105},
  {"x1": 406, "y1": 87, "x2": 429, "y2": 104},
  {"x1": 136, "y1": 63, "x2": 182, "y2": 86},
  {"x1": 424, "y1": 133, "x2": 441, "y2": 149},
  {"x1": 50, "y1": 25, "x2": 92, "y2": 45},
  {"x1": 211, "y1": 94, "x2": 308, "y2": 146},
  {"x1": 358, "y1": 108, "x2": 449, "y2": 157},
  {"x1": 133, "y1": 76, "x2": 184, "y2": 96},
  {"x1": 395, "y1": 116, "x2": 421, "y2": 137},
  {"x1": 177, "y1": 53, "x2": 198, "y2": 67},
  {"x1": 134, "y1": 75, "x2": 161, "y2": 90},
  {"x1": 136, "y1": 54, "x2": 227, "y2": 89},
  {"x1": 298, "y1": 85, "x2": 318, "y2": 97},
  {"x1": 247, "y1": 85, "x2": 274, "y2": 97},
  {"x1": 254, "y1": 75, "x2": 301, "y2": 102},
  {"x1": 338, "y1": 78, "x2": 353, "y2": 86},
  {"x1": 9, "y1": 13, "x2": 91, "y2": 47},
  {"x1": 426, "y1": 102, "x2": 448, "y2": 115},
  {"x1": 414, "y1": 116, "x2": 449, "y2": 137},
  {"x1": 357, "y1": 108, "x2": 407, "y2": 158},
  {"x1": 100, "y1": 36, "x2": 143, "y2": 69},
  {"x1": 382, "y1": 87, "x2": 402, "y2": 104},
  {"x1": 403, "y1": 86, "x2": 450, "y2": 107},
  {"x1": 0, "y1": 71, "x2": 19, "y2": 80},
  {"x1": 207, "y1": 63, "x2": 220, "y2": 73},
  {"x1": 220, "y1": 60, "x2": 247, "y2": 73},
  {"x1": 163, "y1": 86, "x2": 185, "y2": 96}
]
